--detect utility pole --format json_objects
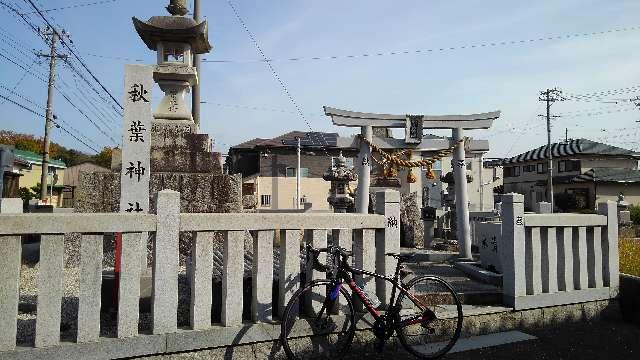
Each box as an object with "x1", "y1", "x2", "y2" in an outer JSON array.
[
  {"x1": 296, "y1": 136, "x2": 301, "y2": 209},
  {"x1": 37, "y1": 28, "x2": 68, "y2": 202},
  {"x1": 192, "y1": 0, "x2": 201, "y2": 130},
  {"x1": 538, "y1": 88, "x2": 564, "y2": 212}
]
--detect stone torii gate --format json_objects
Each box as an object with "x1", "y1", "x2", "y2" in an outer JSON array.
[{"x1": 324, "y1": 106, "x2": 500, "y2": 259}]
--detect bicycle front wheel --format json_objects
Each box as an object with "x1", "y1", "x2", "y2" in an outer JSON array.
[
  {"x1": 395, "y1": 275, "x2": 463, "y2": 359},
  {"x1": 280, "y1": 279, "x2": 356, "y2": 360}
]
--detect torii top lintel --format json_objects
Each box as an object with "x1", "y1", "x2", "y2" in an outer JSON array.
[{"x1": 324, "y1": 106, "x2": 500, "y2": 130}]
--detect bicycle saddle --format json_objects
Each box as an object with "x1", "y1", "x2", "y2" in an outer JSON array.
[{"x1": 385, "y1": 252, "x2": 416, "y2": 263}]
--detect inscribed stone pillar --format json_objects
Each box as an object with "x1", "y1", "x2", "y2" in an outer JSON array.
[
  {"x1": 501, "y1": 193, "x2": 526, "y2": 307},
  {"x1": 356, "y1": 126, "x2": 372, "y2": 213},
  {"x1": 452, "y1": 128, "x2": 472, "y2": 259},
  {"x1": 121, "y1": 64, "x2": 153, "y2": 270},
  {"x1": 375, "y1": 190, "x2": 400, "y2": 306},
  {"x1": 120, "y1": 64, "x2": 153, "y2": 215}
]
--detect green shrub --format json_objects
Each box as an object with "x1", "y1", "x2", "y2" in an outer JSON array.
[
  {"x1": 555, "y1": 192, "x2": 578, "y2": 213},
  {"x1": 620, "y1": 238, "x2": 640, "y2": 276},
  {"x1": 630, "y1": 205, "x2": 640, "y2": 225},
  {"x1": 576, "y1": 208, "x2": 596, "y2": 214}
]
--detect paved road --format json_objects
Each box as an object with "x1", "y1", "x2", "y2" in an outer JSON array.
[{"x1": 344, "y1": 318, "x2": 640, "y2": 360}]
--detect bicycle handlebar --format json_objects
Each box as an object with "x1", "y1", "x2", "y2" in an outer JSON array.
[{"x1": 306, "y1": 244, "x2": 352, "y2": 273}]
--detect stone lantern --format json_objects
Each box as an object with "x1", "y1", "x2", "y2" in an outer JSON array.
[
  {"x1": 133, "y1": 0, "x2": 212, "y2": 127},
  {"x1": 323, "y1": 153, "x2": 357, "y2": 213}
]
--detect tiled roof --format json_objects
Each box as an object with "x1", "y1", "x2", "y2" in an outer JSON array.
[
  {"x1": 13, "y1": 149, "x2": 66, "y2": 168},
  {"x1": 504, "y1": 139, "x2": 640, "y2": 164},
  {"x1": 571, "y1": 168, "x2": 640, "y2": 183},
  {"x1": 231, "y1": 131, "x2": 339, "y2": 149}
]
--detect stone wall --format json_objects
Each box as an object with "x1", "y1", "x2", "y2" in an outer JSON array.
[
  {"x1": 400, "y1": 192, "x2": 424, "y2": 248},
  {"x1": 76, "y1": 172, "x2": 242, "y2": 214},
  {"x1": 75, "y1": 172, "x2": 242, "y2": 266}
]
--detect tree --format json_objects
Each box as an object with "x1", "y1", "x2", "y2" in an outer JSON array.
[
  {"x1": 18, "y1": 186, "x2": 36, "y2": 202},
  {"x1": 94, "y1": 147, "x2": 113, "y2": 168},
  {"x1": 0, "y1": 130, "x2": 98, "y2": 167}
]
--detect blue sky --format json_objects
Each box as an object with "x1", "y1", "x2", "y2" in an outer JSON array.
[{"x1": 1, "y1": 0, "x2": 639, "y2": 158}]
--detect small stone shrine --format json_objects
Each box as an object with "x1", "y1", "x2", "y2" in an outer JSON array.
[
  {"x1": 323, "y1": 152, "x2": 357, "y2": 213},
  {"x1": 75, "y1": 0, "x2": 242, "y2": 264}
]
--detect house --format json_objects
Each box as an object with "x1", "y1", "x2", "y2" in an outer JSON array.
[
  {"x1": 228, "y1": 130, "x2": 496, "y2": 213},
  {"x1": 62, "y1": 161, "x2": 111, "y2": 208},
  {"x1": 502, "y1": 138, "x2": 640, "y2": 211},
  {"x1": 0, "y1": 145, "x2": 21, "y2": 197},
  {"x1": 227, "y1": 131, "x2": 359, "y2": 211},
  {"x1": 7, "y1": 148, "x2": 67, "y2": 206}
]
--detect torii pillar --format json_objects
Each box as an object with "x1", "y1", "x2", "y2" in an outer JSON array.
[{"x1": 324, "y1": 107, "x2": 500, "y2": 259}]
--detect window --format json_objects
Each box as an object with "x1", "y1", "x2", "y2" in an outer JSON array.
[
  {"x1": 300, "y1": 196, "x2": 307, "y2": 204},
  {"x1": 260, "y1": 195, "x2": 271, "y2": 206},
  {"x1": 432, "y1": 160, "x2": 442, "y2": 171},
  {"x1": 286, "y1": 167, "x2": 309, "y2": 177},
  {"x1": 504, "y1": 167, "x2": 514, "y2": 178},
  {"x1": 331, "y1": 157, "x2": 355, "y2": 168},
  {"x1": 523, "y1": 164, "x2": 536, "y2": 173},
  {"x1": 466, "y1": 159, "x2": 473, "y2": 170},
  {"x1": 242, "y1": 183, "x2": 255, "y2": 195},
  {"x1": 345, "y1": 158, "x2": 354, "y2": 168},
  {"x1": 537, "y1": 163, "x2": 547, "y2": 174},
  {"x1": 514, "y1": 166, "x2": 520, "y2": 176},
  {"x1": 558, "y1": 160, "x2": 580, "y2": 173}
]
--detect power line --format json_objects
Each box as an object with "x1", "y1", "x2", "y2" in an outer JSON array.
[
  {"x1": 63, "y1": 57, "x2": 123, "y2": 117},
  {"x1": 0, "y1": 47, "x2": 118, "y2": 145},
  {"x1": 84, "y1": 52, "x2": 144, "y2": 62},
  {"x1": 557, "y1": 106, "x2": 637, "y2": 118},
  {"x1": 0, "y1": 0, "x2": 47, "y2": 41},
  {"x1": 226, "y1": 0, "x2": 331, "y2": 157},
  {"x1": 2, "y1": 2, "x2": 123, "y2": 125},
  {"x1": 19, "y1": 0, "x2": 118, "y2": 14},
  {"x1": 200, "y1": 100, "x2": 322, "y2": 117},
  {"x1": 24, "y1": 0, "x2": 124, "y2": 111},
  {"x1": 60, "y1": 60, "x2": 120, "y2": 125},
  {"x1": 1, "y1": 82, "x2": 101, "y2": 148},
  {"x1": 0, "y1": 58, "x2": 38, "y2": 105},
  {"x1": 203, "y1": 24, "x2": 640, "y2": 64},
  {"x1": 0, "y1": 92, "x2": 99, "y2": 152}
]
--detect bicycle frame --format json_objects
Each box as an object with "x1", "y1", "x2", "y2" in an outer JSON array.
[{"x1": 335, "y1": 256, "x2": 431, "y2": 327}]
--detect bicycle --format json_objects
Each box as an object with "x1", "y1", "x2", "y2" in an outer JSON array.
[{"x1": 280, "y1": 244, "x2": 463, "y2": 359}]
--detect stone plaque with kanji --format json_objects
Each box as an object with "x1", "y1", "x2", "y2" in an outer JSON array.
[{"x1": 120, "y1": 64, "x2": 153, "y2": 214}]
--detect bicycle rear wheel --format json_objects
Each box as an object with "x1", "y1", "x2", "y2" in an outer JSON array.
[
  {"x1": 280, "y1": 279, "x2": 356, "y2": 360},
  {"x1": 395, "y1": 275, "x2": 463, "y2": 359}
]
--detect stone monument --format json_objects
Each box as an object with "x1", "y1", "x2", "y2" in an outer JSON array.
[{"x1": 76, "y1": 0, "x2": 242, "y2": 265}]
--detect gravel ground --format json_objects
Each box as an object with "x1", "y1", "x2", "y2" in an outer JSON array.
[
  {"x1": 337, "y1": 318, "x2": 640, "y2": 360},
  {"x1": 134, "y1": 318, "x2": 640, "y2": 359}
]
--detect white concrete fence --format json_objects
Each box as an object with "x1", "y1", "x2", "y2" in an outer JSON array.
[
  {"x1": 500, "y1": 193, "x2": 619, "y2": 310},
  {"x1": 0, "y1": 190, "x2": 401, "y2": 359}
]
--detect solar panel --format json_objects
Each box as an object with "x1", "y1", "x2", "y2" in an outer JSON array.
[{"x1": 281, "y1": 132, "x2": 338, "y2": 148}]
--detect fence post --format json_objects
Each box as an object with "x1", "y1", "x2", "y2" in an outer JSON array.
[
  {"x1": 598, "y1": 201, "x2": 619, "y2": 297},
  {"x1": 152, "y1": 189, "x2": 180, "y2": 334},
  {"x1": 0, "y1": 198, "x2": 22, "y2": 351},
  {"x1": 375, "y1": 189, "x2": 400, "y2": 307},
  {"x1": 501, "y1": 193, "x2": 526, "y2": 308},
  {"x1": 535, "y1": 201, "x2": 552, "y2": 214}
]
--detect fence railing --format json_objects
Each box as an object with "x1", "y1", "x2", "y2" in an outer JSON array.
[
  {"x1": 0, "y1": 189, "x2": 400, "y2": 358},
  {"x1": 500, "y1": 193, "x2": 619, "y2": 310}
]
